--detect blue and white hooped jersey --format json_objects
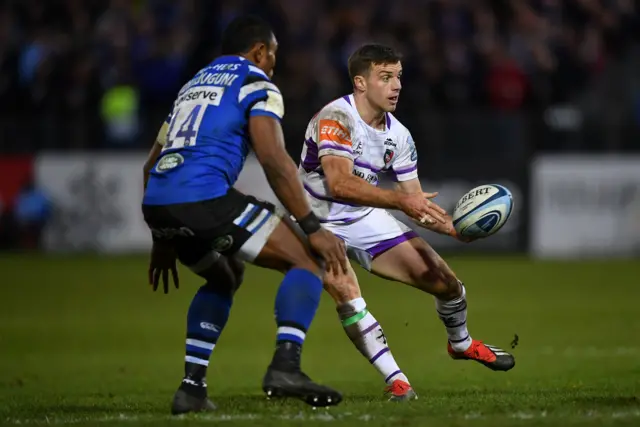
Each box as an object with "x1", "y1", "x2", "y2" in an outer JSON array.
[{"x1": 143, "y1": 55, "x2": 284, "y2": 205}]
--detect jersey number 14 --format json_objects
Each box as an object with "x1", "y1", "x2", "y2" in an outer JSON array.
[{"x1": 165, "y1": 104, "x2": 205, "y2": 149}]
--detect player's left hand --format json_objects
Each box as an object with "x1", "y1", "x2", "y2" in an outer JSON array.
[
  {"x1": 448, "y1": 226, "x2": 485, "y2": 243},
  {"x1": 450, "y1": 228, "x2": 475, "y2": 243},
  {"x1": 414, "y1": 212, "x2": 454, "y2": 234},
  {"x1": 414, "y1": 214, "x2": 480, "y2": 243},
  {"x1": 148, "y1": 241, "x2": 180, "y2": 294}
]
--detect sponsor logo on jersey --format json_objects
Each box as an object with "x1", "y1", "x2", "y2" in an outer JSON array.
[
  {"x1": 353, "y1": 139, "x2": 364, "y2": 155},
  {"x1": 353, "y1": 169, "x2": 378, "y2": 184},
  {"x1": 407, "y1": 135, "x2": 417, "y2": 161},
  {"x1": 156, "y1": 153, "x2": 184, "y2": 173},
  {"x1": 319, "y1": 119, "x2": 352, "y2": 146},
  {"x1": 384, "y1": 138, "x2": 397, "y2": 147},
  {"x1": 384, "y1": 149, "x2": 395, "y2": 165},
  {"x1": 212, "y1": 235, "x2": 234, "y2": 252},
  {"x1": 178, "y1": 88, "x2": 224, "y2": 103}
]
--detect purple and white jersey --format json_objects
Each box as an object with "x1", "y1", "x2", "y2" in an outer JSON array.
[{"x1": 298, "y1": 94, "x2": 418, "y2": 223}]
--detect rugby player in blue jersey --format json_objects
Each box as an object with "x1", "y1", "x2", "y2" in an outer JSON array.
[{"x1": 141, "y1": 15, "x2": 347, "y2": 413}]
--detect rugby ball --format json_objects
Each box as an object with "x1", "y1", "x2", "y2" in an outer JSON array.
[{"x1": 452, "y1": 184, "x2": 513, "y2": 238}]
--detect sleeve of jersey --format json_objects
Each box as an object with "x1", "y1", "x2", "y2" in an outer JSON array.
[
  {"x1": 316, "y1": 109, "x2": 354, "y2": 161},
  {"x1": 156, "y1": 117, "x2": 170, "y2": 146},
  {"x1": 389, "y1": 133, "x2": 418, "y2": 182},
  {"x1": 238, "y1": 72, "x2": 284, "y2": 121}
]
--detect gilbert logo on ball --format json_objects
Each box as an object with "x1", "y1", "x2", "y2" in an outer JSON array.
[{"x1": 452, "y1": 184, "x2": 513, "y2": 238}]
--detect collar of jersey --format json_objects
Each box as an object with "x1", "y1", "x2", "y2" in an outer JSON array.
[
  {"x1": 345, "y1": 94, "x2": 389, "y2": 134},
  {"x1": 215, "y1": 55, "x2": 246, "y2": 63}
]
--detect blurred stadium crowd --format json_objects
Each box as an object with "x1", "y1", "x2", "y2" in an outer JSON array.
[
  {"x1": 0, "y1": 0, "x2": 638, "y2": 253},
  {"x1": 0, "y1": 0, "x2": 638, "y2": 153}
]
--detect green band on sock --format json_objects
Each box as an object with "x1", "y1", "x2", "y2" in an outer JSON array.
[{"x1": 341, "y1": 308, "x2": 369, "y2": 327}]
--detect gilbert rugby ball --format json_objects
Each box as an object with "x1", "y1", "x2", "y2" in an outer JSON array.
[{"x1": 452, "y1": 184, "x2": 513, "y2": 238}]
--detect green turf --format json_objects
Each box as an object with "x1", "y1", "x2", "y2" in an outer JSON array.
[{"x1": 1, "y1": 254, "x2": 639, "y2": 426}]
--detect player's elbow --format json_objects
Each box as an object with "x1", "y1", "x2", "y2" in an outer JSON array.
[
  {"x1": 144, "y1": 141, "x2": 163, "y2": 174},
  {"x1": 261, "y1": 154, "x2": 292, "y2": 180},
  {"x1": 143, "y1": 157, "x2": 158, "y2": 177},
  {"x1": 143, "y1": 161, "x2": 153, "y2": 174}
]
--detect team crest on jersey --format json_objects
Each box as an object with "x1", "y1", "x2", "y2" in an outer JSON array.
[
  {"x1": 156, "y1": 153, "x2": 184, "y2": 173},
  {"x1": 212, "y1": 235, "x2": 234, "y2": 252},
  {"x1": 384, "y1": 149, "x2": 395, "y2": 165}
]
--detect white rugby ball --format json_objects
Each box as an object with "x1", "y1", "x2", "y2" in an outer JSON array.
[{"x1": 452, "y1": 184, "x2": 513, "y2": 238}]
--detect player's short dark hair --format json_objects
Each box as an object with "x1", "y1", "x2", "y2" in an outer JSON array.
[
  {"x1": 221, "y1": 15, "x2": 274, "y2": 55},
  {"x1": 347, "y1": 44, "x2": 403, "y2": 82}
]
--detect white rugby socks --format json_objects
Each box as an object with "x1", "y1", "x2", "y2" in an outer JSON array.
[
  {"x1": 435, "y1": 282, "x2": 472, "y2": 352},
  {"x1": 338, "y1": 298, "x2": 408, "y2": 384}
]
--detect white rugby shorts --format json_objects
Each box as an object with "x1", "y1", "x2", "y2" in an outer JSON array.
[{"x1": 322, "y1": 208, "x2": 418, "y2": 271}]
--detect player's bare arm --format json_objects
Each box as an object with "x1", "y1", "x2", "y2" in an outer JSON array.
[
  {"x1": 322, "y1": 155, "x2": 446, "y2": 224},
  {"x1": 249, "y1": 115, "x2": 348, "y2": 273},
  {"x1": 396, "y1": 179, "x2": 474, "y2": 242},
  {"x1": 322, "y1": 155, "x2": 401, "y2": 209},
  {"x1": 395, "y1": 178, "x2": 457, "y2": 237},
  {"x1": 141, "y1": 121, "x2": 179, "y2": 293},
  {"x1": 143, "y1": 121, "x2": 169, "y2": 189},
  {"x1": 143, "y1": 142, "x2": 163, "y2": 190},
  {"x1": 249, "y1": 115, "x2": 315, "y2": 222}
]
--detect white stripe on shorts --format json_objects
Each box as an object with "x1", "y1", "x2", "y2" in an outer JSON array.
[
  {"x1": 236, "y1": 210, "x2": 281, "y2": 262},
  {"x1": 233, "y1": 203, "x2": 256, "y2": 226},
  {"x1": 247, "y1": 209, "x2": 270, "y2": 233}
]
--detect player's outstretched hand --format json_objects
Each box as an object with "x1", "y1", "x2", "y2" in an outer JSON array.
[
  {"x1": 451, "y1": 228, "x2": 476, "y2": 243},
  {"x1": 414, "y1": 214, "x2": 482, "y2": 243},
  {"x1": 148, "y1": 241, "x2": 180, "y2": 294},
  {"x1": 451, "y1": 228, "x2": 482, "y2": 243},
  {"x1": 398, "y1": 191, "x2": 447, "y2": 225},
  {"x1": 308, "y1": 228, "x2": 349, "y2": 275},
  {"x1": 415, "y1": 213, "x2": 455, "y2": 235}
]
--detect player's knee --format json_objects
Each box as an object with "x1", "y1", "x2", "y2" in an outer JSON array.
[
  {"x1": 200, "y1": 256, "x2": 245, "y2": 297},
  {"x1": 292, "y1": 253, "x2": 326, "y2": 276},
  {"x1": 264, "y1": 218, "x2": 323, "y2": 276},
  {"x1": 287, "y1": 244, "x2": 323, "y2": 277},
  {"x1": 411, "y1": 261, "x2": 461, "y2": 299},
  {"x1": 323, "y1": 269, "x2": 361, "y2": 304},
  {"x1": 290, "y1": 249, "x2": 324, "y2": 277},
  {"x1": 289, "y1": 257, "x2": 323, "y2": 278},
  {"x1": 227, "y1": 256, "x2": 245, "y2": 291},
  {"x1": 435, "y1": 278, "x2": 462, "y2": 301},
  {"x1": 410, "y1": 266, "x2": 438, "y2": 292}
]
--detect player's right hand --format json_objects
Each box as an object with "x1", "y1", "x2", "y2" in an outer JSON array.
[
  {"x1": 398, "y1": 191, "x2": 447, "y2": 225},
  {"x1": 308, "y1": 229, "x2": 349, "y2": 275},
  {"x1": 148, "y1": 241, "x2": 180, "y2": 294}
]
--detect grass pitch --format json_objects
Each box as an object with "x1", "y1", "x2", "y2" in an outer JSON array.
[{"x1": 0, "y1": 254, "x2": 639, "y2": 426}]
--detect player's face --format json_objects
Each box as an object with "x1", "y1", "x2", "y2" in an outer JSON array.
[
  {"x1": 364, "y1": 62, "x2": 402, "y2": 112},
  {"x1": 256, "y1": 34, "x2": 278, "y2": 79}
]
